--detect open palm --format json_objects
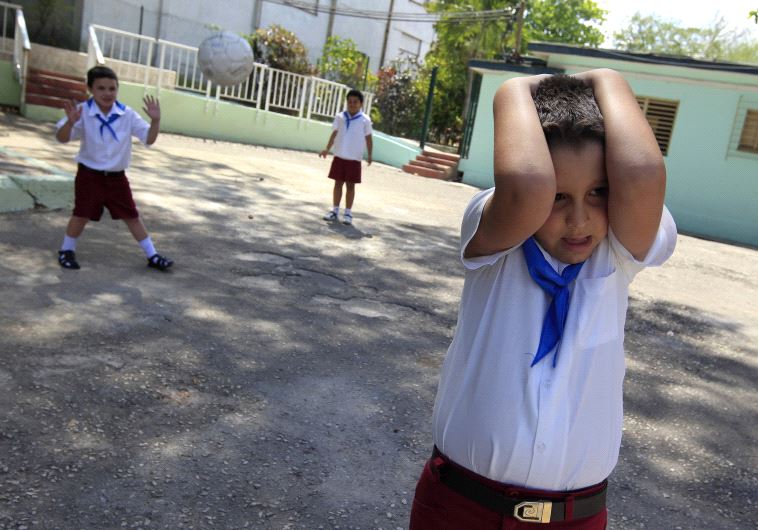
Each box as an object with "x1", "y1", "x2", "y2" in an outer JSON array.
[{"x1": 142, "y1": 95, "x2": 161, "y2": 121}]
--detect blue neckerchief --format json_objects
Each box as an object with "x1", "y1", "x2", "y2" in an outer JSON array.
[
  {"x1": 343, "y1": 110, "x2": 363, "y2": 130},
  {"x1": 87, "y1": 98, "x2": 125, "y2": 141},
  {"x1": 522, "y1": 237, "x2": 585, "y2": 367}
]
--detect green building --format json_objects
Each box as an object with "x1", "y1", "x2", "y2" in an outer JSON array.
[{"x1": 458, "y1": 43, "x2": 758, "y2": 248}]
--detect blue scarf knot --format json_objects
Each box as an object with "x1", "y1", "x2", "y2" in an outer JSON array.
[
  {"x1": 87, "y1": 98, "x2": 124, "y2": 141},
  {"x1": 522, "y1": 237, "x2": 584, "y2": 367},
  {"x1": 343, "y1": 110, "x2": 363, "y2": 130}
]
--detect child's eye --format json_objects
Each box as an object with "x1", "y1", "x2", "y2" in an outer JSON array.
[
  {"x1": 590, "y1": 187, "x2": 608, "y2": 197},
  {"x1": 554, "y1": 193, "x2": 566, "y2": 202}
]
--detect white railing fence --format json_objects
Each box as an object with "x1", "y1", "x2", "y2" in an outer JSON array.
[
  {"x1": 1, "y1": 2, "x2": 30, "y2": 105},
  {"x1": 86, "y1": 24, "x2": 373, "y2": 119}
]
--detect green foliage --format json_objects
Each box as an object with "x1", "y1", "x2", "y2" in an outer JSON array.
[
  {"x1": 372, "y1": 62, "x2": 424, "y2": 138},
  {"x1": 613, "y1": 13, "x2": 758, "y2": 64},
  {"x1": 319, "y1": 36, "x2": 375, "y2": 89},
  {"x1": 525, "y1": 0, "x2": 606, "y2": 49},
  {"x1": 245, "y1": 25, "x2": 314, "y2": 75},
  {"x1": 21, "y1": 0, "x2": 78, "y2": 50},
  {"x1": 422, "y1": 0, "x2": 606, "y2": 145}
]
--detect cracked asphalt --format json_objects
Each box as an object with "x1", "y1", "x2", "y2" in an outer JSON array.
[{"x1": 0, "y1": 112, "x2": 756, "y2": 529}]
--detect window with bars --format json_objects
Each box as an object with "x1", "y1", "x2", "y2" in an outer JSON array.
[
  {"x1": 737, "y1": 109, "x2": 758, "y2": 154},
  {"x1": 636, "y1": 96, "x2": 678, "y2": 156}
]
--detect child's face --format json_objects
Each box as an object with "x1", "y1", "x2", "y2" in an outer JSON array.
[
  {"x1": 533, "y1": 140, "x2": 608, "y2": 264},
  {"x1": 346, "y1": 95, "x2": 362, "y2": 115},
  {"x1": 90, "y1": 77, "x2": 119, "y2": 112}
]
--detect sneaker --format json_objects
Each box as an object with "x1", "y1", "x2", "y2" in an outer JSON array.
[
  {"x1": 58, "y1": 250, "x2": 80, "y2": 270},
  {"x1": 342, "y1": 212, "x2": 353, "y2": 225},
  {"x1": 323, "y1": 210, "x2": 338, "y2": 221},
  {"x1": 147, "y1": 253, "x2": 174, "y2": 271}
]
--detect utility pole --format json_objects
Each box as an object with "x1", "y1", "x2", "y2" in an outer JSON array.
[
  {"x1": 512, "y1": 0, "x2": 525, "y2": 62},
  {"x1": 379, "y1": 0, "x2": 395, "y2": 68},
  {"x1": 325, "y1": 0, "x2": 337, "y2": 44},
  {"x1": 420, "y1": 66, "x2": 438, "y2": 150},
  {"x1": 252, "y1": 0, "x2": 263, "y2": 31}
]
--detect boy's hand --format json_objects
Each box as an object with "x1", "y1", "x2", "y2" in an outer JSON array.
[
  {"x1": 142, "y1": 95, "x2": 161, "y2": 121},
  {"x1": 319, "y1": 150, "x2": 329, "y2": 158},
  {"x1": 366, "y1": 155, "x2": 372, "y2": 166},
  {"x1": 63, "y1": 100, "x2": 82, "y2": 124}
]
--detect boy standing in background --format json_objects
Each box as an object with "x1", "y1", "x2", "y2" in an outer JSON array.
[{"x1": 320, "y1": 89, "x2": 372, "y2": 226}]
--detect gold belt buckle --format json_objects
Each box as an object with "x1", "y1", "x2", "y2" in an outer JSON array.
[{"x1": 514, "y1": 500, "x2": 552, "y2": 523}]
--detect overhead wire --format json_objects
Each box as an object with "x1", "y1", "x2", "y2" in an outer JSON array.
[{"x1": 261, "y1": 0, "x2": 517, "y2": 23}]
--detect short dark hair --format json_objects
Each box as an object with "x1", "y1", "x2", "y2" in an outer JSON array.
[
  {"x1": 87, "y1": 66, "x2": 118, "y2": 88},
  {"x1": 533, "y1": 75, "x2": 604, "y2": 146},
  {"x1": 346, "y1": 89, "x2": 364, "y2": 104}
]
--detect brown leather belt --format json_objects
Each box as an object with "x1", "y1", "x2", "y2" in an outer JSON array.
[
  {"x1": 78, "y1": 163, "x2": 125, "y2": 177},
  {"x1": 431, "y1": 447, "x2": 607, "y2": 524}
]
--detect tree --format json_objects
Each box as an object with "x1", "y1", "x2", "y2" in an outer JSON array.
[
  {"x1": 245, "y1": 25, "x2": 313, "y2": 75},
  {"x1": 372, "y1": 62, "x2": 424, "y2": 138},
  {"x1": 319, "y1": 36, "x2": 373, "y2": 89},
  {"x1": 21, "y1": 0, "x2": 78, "y2": 50},
  {"x1": 422, "y1": 0, "x2": 606, "y2": 145},
  {"x1": 525, "y1": 0, "x2": 606, "y2": 48},
  {"x1": 613, "y1": 13, "x2": 758, "y2": 64}
]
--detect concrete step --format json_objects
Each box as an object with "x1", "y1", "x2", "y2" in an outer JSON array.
[
  {"x1": 417, "y1": 154, "x2": 458, "y2": 167},
  {"x1": 407, "y1": 159, "x2": 450, "y2": 171},
  {"x1": 28, "y1": 67, "x2": 86, "y2": 83},
  {"x1": 24, "y1": 94, "x2": 73, "y2": 109},
  {"x1": 401, "y1": 164, "x2": 447, "y2": 180},
  {"x1": 422, "y1": 149, "x2": 460, "y2": 162},
  {"x1": 26, "y1": 83, "x2": 89, "y2": 102},
  {"x1": 27, "y1": 71, "x2": 88, "y2": 93}
]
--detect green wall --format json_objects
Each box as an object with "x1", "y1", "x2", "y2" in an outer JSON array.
[
  {"x1": 0, "y1": 61, "x2": 21, "y2": 107},
  {"x1": 458, "y1": 64, "x2": 758, "y2": 247}
]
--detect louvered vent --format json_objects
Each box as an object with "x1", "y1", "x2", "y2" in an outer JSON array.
[
  {"x1": 636, "y1": 97, "x2": 679, "y2": 156},
  {"x1": 738, "y1": 109, "x2": 758, "y2": 154}
]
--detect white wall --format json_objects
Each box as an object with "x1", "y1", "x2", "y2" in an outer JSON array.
[
  {"x1": 79, "y1": 0, "x2": 256, "y2": 50},
  {"x1": 78, "y1": 0, "x2": 435, "y2": 71}
]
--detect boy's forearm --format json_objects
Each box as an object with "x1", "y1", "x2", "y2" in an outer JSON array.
[
  {"x1": 365, "y1": 135, "x2": 372, "y2": 159},
  {"x1": 325, "y1": 131, "x2": 337, "y2": 151},
  {"x1": 580, "y1": 69, "x2": 664, "y2": 175},
  {"x1": 578, "y1": 69, "x2": 666, "y2": 259},
  {"x1": 146, "y1": 119, "x2": 160, "y2": 145},
  {"x1": 467, "y1": 78, "x2": 556, "y2": 257},
  {"x1": 491, "y1": 78, "x2": 555, "y2": 223},
  {"x1": 56, "y1": 122, "x2": 72, "y2": 143}
]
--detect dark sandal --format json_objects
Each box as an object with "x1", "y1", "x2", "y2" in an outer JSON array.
[
  {"x1": 58, "y1": 250, "x2": 80, "y2": 270},
  {"x1": 147, "y1": 253, "x2": 173, "y2": 271}
]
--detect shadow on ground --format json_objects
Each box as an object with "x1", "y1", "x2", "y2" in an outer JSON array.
[{"x1": 0, "y1": 117, "x2": 755, "y2": 529}]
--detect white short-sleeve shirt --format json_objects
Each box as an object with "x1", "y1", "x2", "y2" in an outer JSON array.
[
  {"x1": 432, "y1": 187, "x2": 677, "y2": 491},
  {"x1": 55, "y1": 98, "x2": 151, "y2": 171},
  {"x1": 331, "y1": 111, "x2": 372, "y2": 161}
]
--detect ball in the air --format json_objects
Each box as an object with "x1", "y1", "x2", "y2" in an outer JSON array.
[{"x1": 197, "y1": 31, "x2": 254, "y2": 87}]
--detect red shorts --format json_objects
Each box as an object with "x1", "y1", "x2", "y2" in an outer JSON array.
[
  {"x1": 73, "y1": 164, "x2": 139, "y2": 221},
  {"x1": 328, "y1": 156, "x2": 362, "y2": 184},
  {"x1": 410, "y1": 451, "x2": 608, "y2": 530}
]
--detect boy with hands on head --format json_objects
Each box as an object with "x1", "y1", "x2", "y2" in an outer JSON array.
[
  {"x1": 56, "y1": 65, "x2": 173, "y2": 271},
  {"x1": 409, "y1": 69, "x2": 676, "y2": 529}
]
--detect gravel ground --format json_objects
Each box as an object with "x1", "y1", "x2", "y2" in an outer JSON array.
[{"x1": 0, "y1": 113, "x2": 756, "y2": 529}]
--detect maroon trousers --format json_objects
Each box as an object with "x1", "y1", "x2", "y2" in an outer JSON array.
[{"x1": 410, "y1": 452, "x2": 608, "y2": 530}]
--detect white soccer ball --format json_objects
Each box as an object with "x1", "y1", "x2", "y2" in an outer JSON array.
[{"x1": 197, "y1": 31, "x2": 255, "y2": 87}]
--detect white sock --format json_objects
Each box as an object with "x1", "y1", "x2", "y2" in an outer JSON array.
[
  {"x1": 331, "y1": 206, "x2": 339, "y2": 213},
  {"x1": 61, "y1": 235, "x2": 77, "y2": 252},
  {"x1": 138, "y1": 236, "x2": 157, "y2": 258},
  {"x1": 344, "y1": 208, "x2": 352, "y2": 216}
]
